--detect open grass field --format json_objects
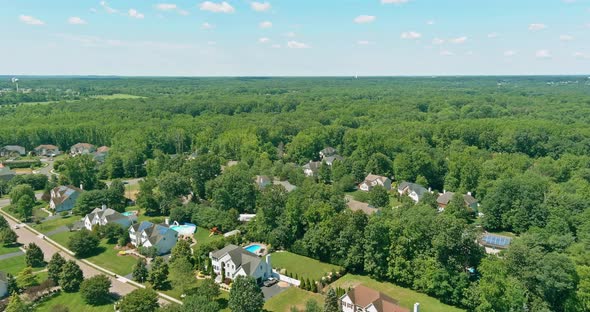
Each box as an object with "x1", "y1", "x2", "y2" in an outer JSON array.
[
  {"x1": 85, "y1": 240, "x2": 137, "y2": 276},
  {"x1": 34, "y1": 291, "x2": 115, "y2": 312},
  {"x1": 0, "y1": 244, "x2": 21, "y2": 256},
  {"x1": 270, "y1": 251, "x2": 343, "y2": 281},
  {"x1": 193, "y1": 226, "x2": 224, "y2": 247},
  {"x1": 264, "y1": 287, "x2": 324, "y2": 312},
  {"x1": 92, "y1": 94, "x2": 144, "y2": 100},
  {"x1": 330, "y1": 274, "x2": 465, "y2": 312},
  {"x1": 0, "y1": 254, "x2": 40, "y2": 275},
  {"x1": 49, "y1": 230, "x2": 74, "y2": 246},
  {"x1": 32, "y1": 215, "x2": 77, "y2": 233}
]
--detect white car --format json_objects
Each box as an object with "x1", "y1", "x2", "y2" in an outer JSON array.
[{"x1": 13, "y1": 224, "x2": 20, "y2": 229}]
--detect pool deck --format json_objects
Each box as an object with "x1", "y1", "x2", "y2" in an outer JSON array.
[{"x1": 245, "y1": 243, "x2": 269, "y2": 256}]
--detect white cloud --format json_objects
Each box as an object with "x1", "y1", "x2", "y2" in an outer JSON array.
[
  {"x1": 128, "y1": 9, "x2": 145, "y2": 19},
  {"x1": 440, "y1": 50, "x2": 454, "y2": 56},
  {"x1": 287, "y1": 40, "x2": 310, "y2": 49},
  {"x1": 68, "y1": 17, "x2": 87, "y2": 25},
  {"x1": 178, "y1": 10, "x2": 190, "y2": 16},
  {"x1": 202, "y1": 22, "x2": 214, "y2": 29},
  {"x1": 271, "y1": 44, "x2": 281, "y2": 48},
  {"x1": 536, "y1": 49, "x2": 551, "y2": 58},
  {"x1": 504, "y1": 50, "x2": 516, "y2": 57},
  {"x1": 487, "y1": 32, "x2": 499, "y2": 38},
  {"x1": 573, "y1": 52, "x2": 589, "y2": 59},
  {"x1": 354, "y1": 15, "x2": 376, "y2": 24},
  {"x1": 258, "y1": 37, "x2": 270, "y2": 43},
  {"x1": 357, "y1": 40, "x2": 372, "y2": 45},
  {"x1": 100, "y1": 1, "x2": 118, "y2": 14},
  {"x1": 251, "y1": 2, "x2": 271, "y2": 12},
  {"x1": 156, "y1": 3, "x2": 177, "y2": 11},
  {"x1": 529, "y1": 23, "x2": 547, "y2": 31},
  {"x1": 284, "y1": 32, "x2": 296, "y2": 38},
  {"x1": 426, "y1": 20, "x2": 435, "y2": 25},
  {"x1": 381, "y1": 0, "x2": 409, "y2": 4},
  {"x1": 200, "y1": 1, "x2": 235, "y2": 13},
  {"x1": 449, "y1": 36, "x2": 467, "y2": 44},
  {"x1": 401, "y1": 31, "x2": 421, "y2": 39},
  {"x1": 19, "y1": 15, "x2": 44, "y2": 25},
  {"x1": 560, "y1": 34, "x2": 574, "y2": 41},
  {"x1": 259, "y1": 21, "x2": 272, "y2": 28},
  {"x1": 432, "y1": 38, "x2": 445, "y2": 45}
]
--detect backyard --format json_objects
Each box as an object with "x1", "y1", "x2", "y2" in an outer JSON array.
[
  {"x1": 330, "y1": 274, "x2": 465, "y2": 312},
  {"x1": 264, "y1": 287, "x2": 324, "y2": 312},
  {"x1": 193, "y1": 226, "x2": 224, "y2": 247},
  {"x1": 34, "y1": 291, "x2": 115, "y2": 312},
  {"x1": 84, "y1": 240, "x2": 138, "y2": 277},
  {"x1": 32, "y1": 215, "x2": 77, "y2": 233},
  {"x1": 270, "y1": 251, "x2": 343, "y2": 281}
]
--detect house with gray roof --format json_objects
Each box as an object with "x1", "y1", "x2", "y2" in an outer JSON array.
[
  {"x1": 360, "y1": 174, "x2": 392, "y2": 192},
  {"x1": 50, "y1": 185, "x2": 83, "y2": 213},
  {"x1": 129, "y1": 221, "x2": 178, "y2": 255},
  {"x1": 303, "y1": 161, "x2": 322, "y2": 177},
  {"x1": 319, "y1": 147, "x2": 338, "y2": 159},
  {"x1": 0, "y1": 271, "x2": 8, "y2": 298},
  {"x1": 70, "y1": 143, "x2": 96, "y2": 156},
  {"x1": 0, "y1": 145, "x2": 26, "y2": 157},
  {"x1": 210, "y1": 244, "x2": 272, "y2": 284},
  {"x1": 323, "y1": 155, "x2": 344, "y2": 166},
  {"x1": 84, "y1": 205, "x2": 137, "y2": 231},
  {"x1": 436, "y1": 191, "x2": 479, "y2": 212},
  {"x1": 397, "y1": 182, "x2": 429, "y2": 203},
  {"x1": 34, "y1": 144, "x2": 60, "y2": 157},
  {"x1": 0, "y1": 164, "x2": 16, "y2": 182}
]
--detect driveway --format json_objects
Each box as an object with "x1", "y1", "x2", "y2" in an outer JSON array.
[
  {"x1": 33, "y1": 157, "x2": 55, "y2": 178},
  {"x1": 262, "y1": 282, "x2": 290, "y2": 301}
]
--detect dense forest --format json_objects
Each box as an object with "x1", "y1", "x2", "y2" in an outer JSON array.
[{"x1": 1, "y1": 76, "x2": 590, "y2": 311}]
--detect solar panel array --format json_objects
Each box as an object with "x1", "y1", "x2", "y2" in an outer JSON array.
[{"x1": 481, "y1": 234, "x2": 512, "y2": 247}]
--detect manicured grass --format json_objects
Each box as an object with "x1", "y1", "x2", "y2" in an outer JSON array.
[
  {"x1": 347, "y1": 190, "x2": 370, "y2": 203},
  {"x1": 32, "y1": 207, "x2": 50, "y2": 220},
  {"x1": 92, "y1": 93, "x2": 144, "y2": 100},
  {"x1": 330, "y1": 274, "x2": 465, "y2": 312},
  {"x1": 32, "y1": 215, "x2": 78, "y2": 233},
  {"x1": 49, "y1": 230, "x2": 74, "y2": 246},
  {"x1": 0, "y1": 255, "x2": 27, "y2": 275},
  {"x1": 34, "y1": 291, "x2": 115, "y2": 312},
  {"x1": 85, "y1": 240, "x2": 137, "y2": 276},
  {"x1": 264, "y1": 287, "x2": 324, "y2": 312},
  {"x1": 270, "y1": 251, "x2": 343, "y2": 281},
  {"x1": 0, "y1": 244, "x2": 21, "y2": 256},
  {"x1": 193, "y1": 227, "x2": 223, "y2": 247}
]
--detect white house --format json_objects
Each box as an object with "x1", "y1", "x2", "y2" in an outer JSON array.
[
  {"x1": 129, "y1": 221, "x2": 178, "y2": 255},
  {"x1": 359, "y1": 174, "x2": 392, "y2": 192},
  {"x1": 83, "y1": 205, "x2": 136, "y2": 231},
  {"x1": 340, "y1": 285, "x2": 412, "y2": 312},
  {"x1": 209, "y1": 244, "x2": 273, "y2": 284},
  {"x1": 0, "y1": 271, "x2": 8, "y2": 298},
  {"x1": 302, "y1": 161, "x2": 321, "y2": 177},
  {"x1": 50, "y1": 185, "x2": 83, "y2": 213},
  {"x1": 397, "y1": 182, "x2": 429, "y2": 203}
]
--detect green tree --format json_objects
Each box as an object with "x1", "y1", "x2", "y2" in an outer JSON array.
[
  {"x1": 118, "y1": 288, "x2": 159, "y2": 312},
  {"x1": 59, "y1": 155, "x2": 99, "y2": 190},
  {"x1": 368, "y1": 185, "x2": 389, "y2": 208},
  {"x1": 324, "y1": 288, "x2": 339, "y2": 312},
  {"x1": 182, "y1": 294, "x2": 220, "y2": 312},
  {"x1": 169, "y1": 257, "x2": 194, "y2": 295},
  {"x1": 47, "y1": 253, "x2": 66, "y2": 283},
  {"x1": 99, "y1": 223, "x2": 126, "y2": 244},
  {"x1": 148, "y1": 257, "x2": 169, "y2": 290},
  {"x1": 73, "y1": 190, "x2": 106, "y2": 216},
  {"x1": 59, "y1": 260, "x2": 84, "y2": 292},
  {"x1": 157, "y1": 171, "x2": 191, "y2": 201},
  {"x1": 16, "y1": 195, "x2": 35, "y2": 220},
  {"x1": 207, "y1": 167, "x2": 257, "y2": 213},
  {"x1": 228, "y1": 276, "x2": 264, "y2": 312},
  {"x1": 5, "y1": 293, "x2": 28, "y2": 312},
  {"x1": 6, "y1": 273, "x2": 19, "y2": 295},
  {"x1": 170, "y1": 239, "x2": 193, "y2": 265},
  {"x1": 183, "y1": 154, "x2": 221, "y2": 199},
  {"x1": 80, "y1": 275, "x2": 112, "y2": 305},
  {"x1": 0, "y1": 227, "x2": 18, "y2": 246},
  {"x1": 132, "y1": 258, "x2": 149, "y2": 283},
  {"x1": 194, "y1": 278, "x2": 220, "y2": 300},
  {"x1": 25, "y1": 243, "x2": 44, "y2": 267},
  {"x1": 68, "y1": 229, "x2": 100, "y2": 257},
  {"x1": 16, "y1": 267, "x2": 38, "y2": 290},
  {"x1": 304, "y1": 299, "x2": 321, "y2": 312},
  {"x1": 9, "y1": 184, "x2": 35, "y2": 206}
]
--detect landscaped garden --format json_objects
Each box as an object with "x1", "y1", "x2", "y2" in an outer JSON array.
[
  {"x1": 330, "y1": 274, "x2": 465, "y2": 312},
  {"x1": 193, "y1": 226, "x2": 223, "y2": 247},
  {"x1": 270, "y1": 251, "x2": 343, "y2": 281}
]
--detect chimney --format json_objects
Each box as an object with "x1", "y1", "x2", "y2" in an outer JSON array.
[
  {"x1": 165, "y1": 218, "x2": 169, "y2": 225},
  {"x1": 79, "y1": 184, "x2": 83, "y2": 190},
  {"x1": 414, "y1": 303, "x2": 420, "y2": 312},
  {"x1": 265, "y1": 254, "x2": 272, "y2": 276},
  {"x1": 443, "y1": 189, "x2": 446, "y2": 194},
  {"x1": 428, "y1": 187, "x2": 432, "y2": 193},
  {"x1": 467, "y1": 191, "x2": 472, "y2": 196},
  {"x1": 101, "y1": 204, "x2": 106, "y2": 211}
]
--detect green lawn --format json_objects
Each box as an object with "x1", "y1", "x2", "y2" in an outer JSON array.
[
  {"x1": 0, "y1": 255, "x2": 32, "y2": 275},
  {"x1": 32, "y1": 215, "x2": 78, "y2": 233},
  {"x1": 270, "y1": 251, "x2": 343, "y2": 281},
  {"x1": 330, "y1": 274, "x2": 465, "y2": 312},
  {"x1": 32, "y1": 207, "x2": 50, "y2": 220},
  {"x1": 264, "y1": 287, "x2": 324, "y2": 312},
  {"x1": 0, "y1": 244, "x2": 21, "y2": 256},
  {"x1": 49, "y1": 230, "x2": 74, "y2": 246},
  {"x1": 34, "y1": 291, "x2": 115, "y2": 312},
  {"x1": 193, "y1": 227, "x2": 223, "y2": 247},
  {"x1": 92, "y1": 94, "x2": 144, "y2": 100},
  {"x1": 84, "y1": 240, "x2": 137, "y2": 276},
  {"x1": 347, "y1": 190, "x2": 370, "y2": 203}
]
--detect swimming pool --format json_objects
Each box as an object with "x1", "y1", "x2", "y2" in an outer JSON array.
[
  {"x1": 122, "y1": 211, "x2": 136, "y2": 217},
  {"x1": 169, "y1": 222, "x2": 197, "y2": 236},
  {"x1": 245, "y1": 244, "x2": 262, "y2": 253}
]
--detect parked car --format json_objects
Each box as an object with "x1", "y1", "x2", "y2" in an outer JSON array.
[{"x1": 263, "y1": 278, "x2": 278, "y2": 287}]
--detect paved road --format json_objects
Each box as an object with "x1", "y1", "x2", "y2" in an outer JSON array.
[
  {"x1": 0, "y1": 250, "x2": 24, "y2": 261},
  {"x1": 34, "y1": 157, "x2": 55, "y2": 178}
]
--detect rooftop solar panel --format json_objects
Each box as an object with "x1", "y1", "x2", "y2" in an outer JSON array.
[{"x1": 481, "y1": 234, "x2": 512, "y2": 247}]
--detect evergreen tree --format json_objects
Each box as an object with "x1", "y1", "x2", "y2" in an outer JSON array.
[
  {"x1": 147, "y1": 256, "x2": 169, "y2": 290},
  {"x1": 59, "y1": 260, "x2": 84, "y2": 292},
  {"x1": 229, "y1": 276, "x2": 264, "y2": 312},
  {"x1": 324, "y1": 288, "x2": 339, "y2": 312},
  {"x1": 25, "y1": 243, "x2": 44, "y2": 267},
  {"x1": 6, "y1": 273, "x2": 19, "y2": 295},
  {"x1": 118, "y1": 288, "x2": 159, "y2": 312},
  {"x1": 47, "y1": 253, "x2": 66, "y2": 283},
  {"x1": 5, "y1": 293, "x2": 28, "y2": 312},
  {"x1": 16, "y1": 267, "x2": 37, "y2": 290},
  {"x1": 132, "y1": 258, "x2": 149, "y2": 283}
]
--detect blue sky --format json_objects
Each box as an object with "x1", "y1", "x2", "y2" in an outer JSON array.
[{"x1": 1, "y1": 0, "x2": 589, "y2": 76}]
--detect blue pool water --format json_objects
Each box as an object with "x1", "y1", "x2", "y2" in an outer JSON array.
[
  {"x1": 245, "y1": 244, "x2": 262, "y2": 253},
  {"x1": 169, "y1": 223, "x2": 197, "y2": 236},
  {"x1": 122, "y1": 211, "x2": 135, "y2": 216}
]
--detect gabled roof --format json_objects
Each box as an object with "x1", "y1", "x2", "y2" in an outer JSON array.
[
  {"x1": 211, "y1": 244, "x2": 262, "y2": 276},
  {"x1": 303, "y1": 161, "x2": 321, "y2": 172},
  {"x1": 131, "y1": 221, "x2": 176, "y2": 245},
  {"x1": 1, "y1": 145, "x2": 26, "y2": 154},
  {"x1": 323, "y1": 155, "x2": 344, "y2": 164},
  {"x1": 342, "y1": 285, "x2": 409, "y2": 312},
  {"x1": 72, "y1": 143, "x2": 95, "y2": 149},
  {"x1": 35, "y1": 144, "x2": 59, "y2": 150},
  {"x1": 364, "y1": 174, "x2": 390, "y2": 184},
  {"x1": 0, "y1": 164, "x2": 16, "y2": 176},
  {"x1": 51, "y1": 185, "x2": 82, "y2": 205},
  {"x1": 320, "y1": 147, "x2": 337, "y2": 156},
  {"x1": 398, "y1": 182, "x2": 427, "y2": 197},
  {"x1": 437, "y1": 192, "x2": 478, "y2": 206},
  {"x1": 96, "y1": 146, "x2": 110, "y2": 153}
]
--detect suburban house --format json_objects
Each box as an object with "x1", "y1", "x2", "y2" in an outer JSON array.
[
  {"x1": 70, "y1": 143, "x2": 96, "y2": 155},
  {"x1": 479, "y1": 233, "x2": 512, "y2": 254},
  {"x1": 273, "y1": 180, "x2": 297, "y2": 192},
  {"x1": 34, "y1": 144, "x2": 60, "y2": 157},
  {"x1": 323, "y1": 154, "x2": 344, "y2": 166},
  {"x1": 209, "y1": 244, "x2": 273, "y2": 284},
  {"x1": 129, "y1": 221, "x2": 178, "y2": 255},
  {"x1": 436, "y1": 191, "x2": 479, "y2": 212},
  {"x1": 0, "y1": 271, "x2": 8, "y2": 298},
  {"x1": 359, "y1": 174, "x2": 392, "y2": 192},
  {"x1": 303, "y1": 161, "x2": 322, "y2": 177},
  {"x1": 83, "y1": 205, "x2": 137, "y2": 231},
  {"x1": 0, "y1": 145, "x2": 26, "y2": 157},
  {"x1": 255, "y1": 175, "x2": 271, "y2": 189},
  {"x1": 94, "y1": 146, "x2": 110, "y2": 163},
  {"x1": 340, "y1": 285, "x2": 411, "y2": 312},
  {"x1": 319, "y1": 147, "x2": 338, "y2": 159},
  {"x1": 397, "y1": 182, "x2": 429, "y2": 203},
  {"x1": 0, "y1": 164, "x2": 16, "y2": 182},
  {"x1": 49, "y1": 185, "x2": 83, "y2": 213}
]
